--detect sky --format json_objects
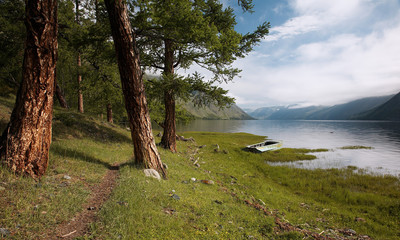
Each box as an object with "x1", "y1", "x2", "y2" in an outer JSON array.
[{"x1": 186, "y1": 0, "x2": 400, "y2": 109}]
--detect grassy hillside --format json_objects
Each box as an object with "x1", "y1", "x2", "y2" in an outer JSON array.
[
  {"x1": 1, "y1": 95, "x2": 399, "y2": 239},
  {"x1": 0, "y1": 95, "x2": 133, "y2": 239},
  {"x1": 182, "y1": 101, "x2": 254, "y2": 120}
]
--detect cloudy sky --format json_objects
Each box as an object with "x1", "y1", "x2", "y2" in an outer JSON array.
[{"x1": 194, "y1": 0, "x2": 400, "y2": 109}]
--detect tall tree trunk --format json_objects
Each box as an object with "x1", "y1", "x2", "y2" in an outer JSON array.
[
  {"x1": 76, "y1": 0, "x2": 84, "y2": 113},
  {"x1": 0, "y1": 0, "x2": 58, "y2": 178},
  {"x1": 104, "y1": 0, "x2": 166, "y2": 178},
  {"x1": 77, "y1": 52, "x2": 84, "y2": 113},
  {"x1": 160, "y1": 39, "x2": 177, "y2": 152},
  {"x1": 95, "y1": 0, "x2": 99, "y2": 22},
  {"x1": 55, "y1": 79, "x2": 69, "y2": 109},
  {"x1": 106, "y1": 103, "x2": 113, "y2": 123}
]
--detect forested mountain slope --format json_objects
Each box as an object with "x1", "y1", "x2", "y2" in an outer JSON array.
[
  {"x1": 182, "y1": 101, "x2": 254, "y2": 120},
  {"x1": 356, "y1": 92, "x2": 400, "y2": 121},
  {"x1": 247, "y1": 94, "x2": 395, "y2": 120}
]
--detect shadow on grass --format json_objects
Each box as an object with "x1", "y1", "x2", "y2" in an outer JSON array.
[
  {"x1": 52, "y1": 111, "x2": 132, "y2": 144},
  {"x1": 0, "y1": 95, "x2": 15, "y2": 109},
  {"x1": 0, "y1": 98, "x2": 132, "y2": 145},
  {"x1": 0, "y1": 119, "x2": 7, "y2": 134},
  {"x1": 51, "y1": 144, "x2": 114, "y2": 170},
  {"x1": 241, "y1": 147, "x2": 262, "y2": 153}
]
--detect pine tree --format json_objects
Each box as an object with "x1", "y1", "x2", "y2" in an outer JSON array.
[
  {"x1": 132, "y1": 0, "x2": 269, "y2": 152},
  {"x1": 104, "y1": 0, "x2": 166, "y2": 177}
]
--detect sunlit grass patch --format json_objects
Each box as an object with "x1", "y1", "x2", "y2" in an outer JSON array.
[
  {"x1": 92, "y1": 131, "x2": 400, "y2": 239},
  {"x1": 92, "y1": 146, "x2": 279, "y2": 240}
]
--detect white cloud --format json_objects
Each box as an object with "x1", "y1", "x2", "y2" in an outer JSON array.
[
  {"x1": 266, "y1": 0, "x2": 375, "y2": 41},
  {"x1": 227, "y1": 18, "x2": 400, "y2": 108},
  {"x1": 183, "y1": 1, "x2": 400, "y2": 109}
]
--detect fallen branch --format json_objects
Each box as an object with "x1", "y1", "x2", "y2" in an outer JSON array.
[
  {"x1": 61, "y1": 230, "x2": 77, "y2": 238},
  {"x1": 176, "y1": 135, "x2": 195, "y2": 142}
]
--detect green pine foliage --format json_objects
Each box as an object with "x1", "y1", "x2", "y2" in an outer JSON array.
[
  {"x1": 132, "y1": 0, "x2": 269, "y2": 109},
  {"x1": 57, "y1": 0, "x2": 127, "y2": 122},
  {"x1": 0, "y1": 0, "x2": 25, "y2": 95},
  {"x1": 0, "y1": 0, "x2": 267, "y2": 124}
]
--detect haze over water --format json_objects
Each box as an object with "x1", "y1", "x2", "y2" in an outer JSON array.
[{"x1": 176, "y1": 120, "x2": 400, "y2": 177}]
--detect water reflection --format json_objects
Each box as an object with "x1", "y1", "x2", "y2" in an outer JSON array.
[{"x1": 177, "y1": 120, "x2": 400, "y2": 176}]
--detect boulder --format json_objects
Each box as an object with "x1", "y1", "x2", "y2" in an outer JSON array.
[
  {"x1": 143, "y1": 169, "x2": 161, "y2": 180},
  {"x1": 171, "y1": 194, "x2": 180, "y2": 200}
]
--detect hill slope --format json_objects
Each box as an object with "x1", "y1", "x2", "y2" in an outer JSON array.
[
  {"x1": 182, "y1": 101, "x2": 254, "y2": 120},
  {"x1": 309, "y1": 95, "x2": 394, "y2": 120},
  {"x1": 248, "y1": 94, "x2": 394, "y2": 120},
  {"x1": 267, "y1": 106, "x2": 324, "y2": 120},
  {"x1": 248, "y1": 106, "x2": 283, "y2": 119},
  {"x1": 356, "y1": 92, "x2": 400, "y2": 120}
]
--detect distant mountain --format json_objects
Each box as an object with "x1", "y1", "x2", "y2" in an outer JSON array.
[
  {"x1": 309, "y1": 95, "x2": 394, "y2": 120},
  {"x1": 182, "y1": 102, "x2": 254, "y2": 120},
  {"x1": 267, "y1": 106, "x2": 325, "y2": 120},
  {"x1": 356, "y1": 92, "x2": 400, "y2": 121},
  {"x1": 248, "y1": 106, "x2": 283, "y2": 119},
  {"x1": 248, "y1": 94, "x2": 395, "y2": 120}
]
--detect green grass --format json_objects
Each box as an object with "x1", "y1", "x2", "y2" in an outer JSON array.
[
  {"x1": 0, "y1": 96, "x2": 132, "y2": 239},
  {"x1": 1, "y1": 96, "x2": 399, "y2": 239},
  {"x1": 263, "y1": 148, "x2": 329, "y2": 162},
  {"x1": 90, "y1": 132, "x2": 399, "y2": 239}
]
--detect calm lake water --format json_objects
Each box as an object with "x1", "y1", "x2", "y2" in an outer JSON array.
[{"x1": 176, "y1": 120, "x2": 400, "y2": 177}]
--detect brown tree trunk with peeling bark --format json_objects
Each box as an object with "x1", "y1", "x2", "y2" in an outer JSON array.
[
  {"x1": 104, "y1": 0, "x2": 166, "y2": 178},
  {"x1": 160, "y1": 39, "x2": 177, "y2": 153},
  {"x1": 0, "y1": 0, "x2": 58, "y2": 178}
]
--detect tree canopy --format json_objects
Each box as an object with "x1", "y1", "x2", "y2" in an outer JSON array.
[{"x1": 130, "y1": 0, "x2": 270, "y2": 151}]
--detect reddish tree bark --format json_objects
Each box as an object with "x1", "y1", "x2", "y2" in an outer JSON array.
[
  {"x1": 0, "y1": 0, "x2": 58, "y2": 178},
  {"x1": 160, "y1": 39, "x2": 177, "y2": 152},
  {"x1": 104, "y1": 0, "x2": 166, "y2": 178}
]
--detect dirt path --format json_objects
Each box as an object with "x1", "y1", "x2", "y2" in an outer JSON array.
[{"x1": 46, "y1": 164, "x2": 120, "y2": 239}]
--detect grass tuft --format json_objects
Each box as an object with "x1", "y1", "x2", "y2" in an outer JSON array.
[
  {"x1": 263, "y1": 148, "x2": 329, "y2": 162},
  {"x1": 339, "y1": 146, "x2": 373, "y2": 150}
]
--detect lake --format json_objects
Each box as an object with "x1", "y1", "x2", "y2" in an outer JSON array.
[{"x1": 176, "y1": 120, "x2": 400, "y2": 177}]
